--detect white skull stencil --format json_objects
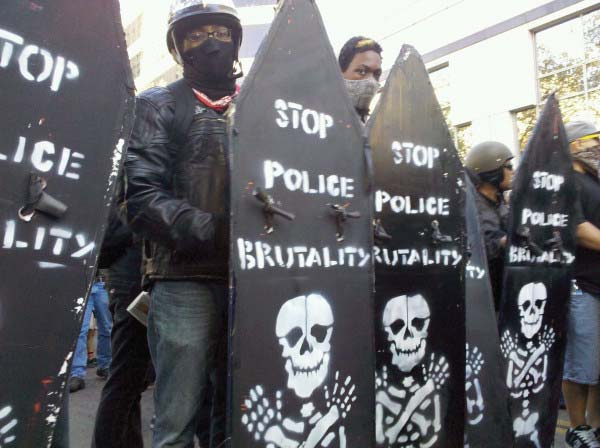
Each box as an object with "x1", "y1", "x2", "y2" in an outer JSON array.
[
  {"x1": 276, "y1": 294, "x2": 333, "y2": 398},
  {"x1": 518, "y1": 283, "x2": 547, "y2": 339},
  {"x1": 382, "y1": 294, "x2": 430, "y2": 372}
]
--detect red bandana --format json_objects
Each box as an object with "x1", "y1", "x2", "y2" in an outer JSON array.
[{"x1": 192, "y1": 85, "x2": 241, "y2": 112}]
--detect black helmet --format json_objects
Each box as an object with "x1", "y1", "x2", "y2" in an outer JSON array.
[
  {"x1": 465, "y1": 141, "x2": 514, "y2": 189},
  {"x1": 167, "y1": 0, "x2": 243, "y2": 65}
]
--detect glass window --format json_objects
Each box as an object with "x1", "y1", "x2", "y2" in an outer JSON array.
[
  {"x1": 513, "y1": 107, "x2": 537, "y2": 153},
  {"x1": 125, "y1": 15, "x2": 143, "y2": 46},
  {"x1": 130, "y1": 53, "x2": 142, "y2": 79},
  {"x1": 429, "y1": 65, "x2": 451, "y2": 124},
  {"x1": 535, "y1": 8, "x2": 600, "y2": 120},
  {"x1": 455, "y1": 123, "x2": 472, "y2": 161}
]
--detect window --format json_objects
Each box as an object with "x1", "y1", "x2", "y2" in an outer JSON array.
[
  {"x1": 455, "y1": 123, "x2": 472, "y2": 161},
  {"x1": 130, "y1": 53, "x2": 142, "y2": 79},
  {"x1": 535, "y1": 8, "x2": 600, "y2": 122},
  {"x1": 429, "y1": 65, "x2": 471, "y2": 161},
  {"x1": 429, "y1": 64, "x2": 451, "y2": 126},
  {"x1": 125, "y1": 14, "x2": 143, "y2": 46},
  {"x1": 149, "y1": 65, "x2": 183, "y2": 88},
  {"x1": 512, "y1": 106, "x2": 537, "y2": 153}
]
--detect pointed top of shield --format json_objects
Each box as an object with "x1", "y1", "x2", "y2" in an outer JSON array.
[
  {"x1": 514, "y1": 94, "x2": 573, "y2": 193},
  {"x1": 507, "y1": 93, "x2": 577, "y2": 257},
  {"x1": 368, "y1": 44, "x2": 459, "y2": 164},
  {"x1": 234, "y1": 0, "x2": 363, "y2": 137}
]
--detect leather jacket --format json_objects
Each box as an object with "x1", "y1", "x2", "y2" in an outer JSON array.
[{"x1": 125, "y1": 86, "x2": 229, "y2": 282}]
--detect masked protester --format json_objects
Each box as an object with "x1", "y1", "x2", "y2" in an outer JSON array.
[
  {"x1": 562, "y1": 120, "x2": 600, "y2": 448},
  {"x1": 124, "y1": 1, "x2": 242, "y2": 446},
  {"x1": 464, "y1": 141, "x2": 515, "y2": 310},
  {"x1": 338, "y1": 36, "x2": 383, "y2": 123}
]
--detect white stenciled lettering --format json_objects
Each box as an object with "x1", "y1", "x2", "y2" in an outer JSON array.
[
  {"x1": 274, "y1": 99, "x2": 334, "y2": 139},
  {"x1": 375, "y1": 190, "x2": 450, "y2": 216},
  {"x1": 373, "y1": 245, "x2": 462, "y2": 267},
  {"x1": 508, "y1": 245, "x2": 575, "y2": 265},
  {"x1": 0, "y1": 28, "x2": 79, "y2": 92},
  {"x1": 264, "y1": 160, "x2": 354, "y2": 198},
  {"x1": 1, "y1": 220, "x2": 95, "y2": 259},
  {"x1": 391, "y1": 141, "x2": 441, "y2": 168},
  {"x1": 236, "y1": 238, "x2": 369, "y2": 271},
  {"x1": 521, "y1": 208, "x2": 568, "y2": 228},
  {"x1": 0, "y1": 136, "x2": 84, "y2": 180},
  {"x1": 532, "y1": 171, "x2": 564, "y2": 192},
  {"x1": 466, "y1": 263, "x2": 486, "y2": 279}
]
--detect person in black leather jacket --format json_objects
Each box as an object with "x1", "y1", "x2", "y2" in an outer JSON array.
[{"x1": 124, "y1": 1, "x2": 242, "y2": 446}]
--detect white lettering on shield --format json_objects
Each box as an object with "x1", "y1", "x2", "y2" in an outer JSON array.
[
  {"x1": 375, "y1": 190, "x2": 450, "y2": 216},
  {"x1": 390, "y1": 141, "x2": 441, "y2": 169},
  {"x1": 0, "y1": 28, "x2": 80, "y2": 92},
  {"x1": 0, "y1": 135, "x2": 85, "y2": 180},
  {"x1": 264, "y1": 160, "x2": 354, "y2": 198},
  {"x1": 237, "y1": 238, "x2": 370, "y2": 270},
  {"x1": 274, "y1": 99, "x2": 334, "y2": 139},
  {"x1": 373, "y1": 245, "x2": 463, "y2": 267},
  {"x1": 532, "y1": 171, "x2": 564, "y2": 192},
  {"x1": 2, "y1": 220, "x2": 95, "y2": 258}
]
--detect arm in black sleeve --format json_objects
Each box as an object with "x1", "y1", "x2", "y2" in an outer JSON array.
[
  {"x1": 477, "y1": 203, "x2": 506, "y2": 261},
  {"x1": 124, "y1": 88, "x2": 215, "y2": 253}
]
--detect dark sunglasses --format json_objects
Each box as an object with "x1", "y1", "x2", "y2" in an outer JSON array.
[{"x1": 504, "y1": 162, "x2": 514, "y2": 171}]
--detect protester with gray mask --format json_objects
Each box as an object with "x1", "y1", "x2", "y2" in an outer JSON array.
[
  {"x1": 338, "y1": 36, "x2": 383, "y2": 122},
  {"x1": 562, "y1": 120, "x2": 600, "y2": 448}
]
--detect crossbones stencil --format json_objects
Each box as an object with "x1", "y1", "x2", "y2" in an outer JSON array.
[
  {"x1": 375, "y1": 294, "x2": 450, "y2": 447},
  {"x1": 464, "y1": 344, "x2": 485, "y2": 448},
  {"x1": 241, "y1": 293, "x2": 356, "y2": 447},
  {"x1": 0, "y1": 405, "x2": 17, "y2": 446},
  {"x1": 500, "y1": 282, "x2": 555, "y2": 448}
]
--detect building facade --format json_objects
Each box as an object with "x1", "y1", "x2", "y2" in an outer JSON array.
[
  {"x1": 121, "y1": 0, "x2": 599, "y2": 159},
  {"x1": 368, "y1": 0, "x2": 599, "y2": 158}
]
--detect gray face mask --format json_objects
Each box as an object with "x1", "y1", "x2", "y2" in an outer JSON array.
[
  {"x1": 344, "y1": 78, "x2": 380, "y2": 116},
  {"x1": 574, "y1": 146, "x2": 600, "y2": 177}
]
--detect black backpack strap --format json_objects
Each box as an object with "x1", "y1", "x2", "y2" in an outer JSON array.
[{"x1": 166, "y1": 78, "x2": 196, "y2": 147}]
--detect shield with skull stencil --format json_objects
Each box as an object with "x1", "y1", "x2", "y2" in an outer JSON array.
[
  {"x1": 276, "y1": 294, "x2": 334, "y2": 399},
  {"x1": 517, "y1": 283, "x2": 547, "y2": 339},
  {"x1": 382, "y1": 294, "x2": 431, "y2": 373}
]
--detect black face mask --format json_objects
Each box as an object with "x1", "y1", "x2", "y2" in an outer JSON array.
[{"x1": 182, "y1": 39, "x2": 236, "y2": 95}]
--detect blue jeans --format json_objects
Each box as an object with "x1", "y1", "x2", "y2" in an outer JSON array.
[
  {"x1": 148, "y1": 280, "x2": 227, "y2": 448},
  {"x1": 71, "y1": 281, "x2": 113, "y2": 378},
  {"x1": 563, "y1": 284, "x2": 600, "y2": 385}
]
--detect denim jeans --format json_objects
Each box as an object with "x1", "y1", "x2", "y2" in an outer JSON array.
[
  {"x1": 71, "y1": 281, "x2": 113, "y2": 378},
  {"x1": 148, "y1": 280, "x2": 227, "y2": 448},
  {"x1": 93, "y1": 246, "x2": 151, "y2": 448}
]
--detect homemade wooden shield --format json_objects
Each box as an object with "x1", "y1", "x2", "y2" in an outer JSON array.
[
  {"x1": 498, "y1": 94, "x2": 577, "y2": 448},
  {"x1": 465, "y1": 178, "x2": 513, "y2": 447},
  {"x1": 368, "y1": 45, "x2": 466, "y2": 447},
  {"x1": 228, "y1": 0, "x2": 374, "y2": 446},
  {"x1": 0, "y1": 1, "x2": 134, "y2": 445}
]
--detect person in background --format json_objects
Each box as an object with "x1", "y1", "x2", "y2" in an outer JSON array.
[
  {"x1": 338, "y1": 36, "x2": 383, "y2": 123},
  {"x1": 69, "y1": 278, "x2": 112, "y2": 392},
  {"x1": 92, "y1": 169, "x2": 151, "y2": 448},
  {"x1": 464, "y1": 141, "x2": 514, "y2": 310},
  {"x1": 562, "y1": 120, "x2": 600, "y2": 448}
]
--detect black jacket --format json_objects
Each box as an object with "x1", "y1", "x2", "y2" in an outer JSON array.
[
  {"x1": 474, "y1": 191, "x2": 509, "y2": 308},
  {"x1": 124, "y1": 85, "x2": 229, "y2": 282}
]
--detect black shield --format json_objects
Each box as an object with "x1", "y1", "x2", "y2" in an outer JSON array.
[
  {"x1": 465, "y1": 178, "x2": 513, "y2": 447},
  {"x1": 0, "y1": 1, "x2": 134, "y2": 445},
  {"x1": 498, "y1": 94, "x2": 576, "y2": 448},
  {"x1": 228, "y1": 0, "x2": 374, "y2": 446},
  {"x1": 368, "y1": 45, "x2": 466, "y2": 447}
]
